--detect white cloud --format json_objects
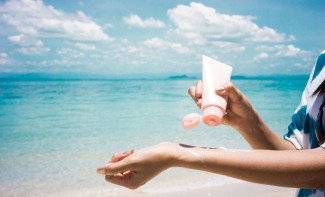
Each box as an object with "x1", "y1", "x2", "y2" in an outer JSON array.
[
  {"x1": 8, "y1": 33, "x2": 49, "y2": 55},
  {"x1": 256, "y1": 44, "x2": 308, "y2": 57},
  {"x1": 103, "y1": 23, "x2": 114, "y2": 29},
  {"x1": 275, "y1": 45, "x2": 303, "y2": 57},
  {"x1": 123, "y1": 14, "x2": 165, "y2": 28},
  {"x1": 17, "y1": 47, "x2": 50, "y2": 55},
  {"x1": 0, "y1": 52, "x2": 11, "y2": 65},
  {"x1": 0, "y1": 1, "x2": 315, "y2": 75},
  {"x1": 8, "y1": 34, "x2": 43, "y2": 46},
  {"x1": 143, "y1": 37, "x2": 189, "y2": 54},
  {"x1": 288, "y1": 35, "x2": 296, "y2": 41},
  {"x1": 258, "y1": 52, "x2": 269, "y2": 59},
  {"x1": 255, "y1": 45, "x2": 275, "y2": 52},
  {"x1": 121, "y1": 46, "x2": 139, "y2": 54},
  {"x1": 110, "y1": 39, "x2": 140, "y2": 55},
  {"x1": 58, "y1": 48, "x2": 84, "y2": 58},
  {"x1": 143, "y1": 37, "x2": 165, "y2": 48},
  {"x1": 75, "y1": 42, "x2": 96, "y2": 51},
  {"x1": 252, "y1": 44, "x2": 314, "y2": 70},
  {"x1": 0, "y1": 0, "x2": 112, "y2": 41},
  {"x1": 253, "y1": 52, "x2": 269, "y2": 61},
  {"x1": 167, "y1": 2, "x2": 288, "y2": 45},
  {"x1": 210, "y1": 41, "x2": 246, "y2": 53}
]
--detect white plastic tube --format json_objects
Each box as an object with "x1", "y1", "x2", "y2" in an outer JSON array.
[
  {"x1": 201, "y1": 55, "x2": 233, "y2": 126},
  {"x1": 182, "y1": 55, "x2": 232, "y2": 129}
]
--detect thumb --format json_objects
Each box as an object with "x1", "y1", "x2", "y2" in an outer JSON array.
[
  {"x1": 215, "y1": 82, "x2": 243, "y2": 102},
  {"x1": 97, "y1": 159, "x2": 130, "y2": 175}
]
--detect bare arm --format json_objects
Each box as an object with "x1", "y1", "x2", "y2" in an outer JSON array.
[
  {"x1": 175, "y1": 143, "x2": 325, "y2": 188},
  {"x1": 188, "y1": 81, "x2": 295, "y2": 150},
  {"x1": 97, "y1": 142, "x2": 325, "y2": 189}
]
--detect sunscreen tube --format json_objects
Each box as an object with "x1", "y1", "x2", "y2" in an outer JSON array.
[
  {"x1": 181, "y1": 55, "x2": 232, "y2": 129},
  {"x1": 201, "y1": 55, "x2": 232, "y2": 126}
]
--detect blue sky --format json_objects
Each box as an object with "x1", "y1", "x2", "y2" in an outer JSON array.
[{"x1": 0, "y1": 0, "x2": 324, "y2": 76}]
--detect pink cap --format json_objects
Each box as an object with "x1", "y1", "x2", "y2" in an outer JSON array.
[
  {"x1": 202, "y1": 106, "x2": 223, "y2": 126},
  {"x1": 181, "y1": 113, "x2": 201, "y2": 130}
]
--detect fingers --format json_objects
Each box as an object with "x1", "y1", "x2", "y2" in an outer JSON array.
[
  {"x1": 189, "y1": 81, "x2": 243, "y2": 109},
  {"x1": 98, "y1": 150, "x2": 139, "y2": 189},
  {"x1": 195, "y1": 80, "x2": 202, "y2": 108},
  {"x1": 188, "y1": 86, "x2": 196, "y2": 101},
  {"x1": 105, "y1": 171, "x2": 139, "y2": 190},
  {"x1": 97, "y1": 159, "x2": 131, "y2": 175},
  {"x1": 105, "y1": 171, "x2": 143, "y2": 189},
  {"x1": 215, "y1": 82, "x2": 243, "y2": 102},
  {"x1": 110, "y1": 150, "x2": 134, "y2": 163},
  {"x1": 188, "y1": 80, "x2": 202, "y2": 108},
  {"x1": 195, "y1": 80, "x2": 202, "y2": 98}
]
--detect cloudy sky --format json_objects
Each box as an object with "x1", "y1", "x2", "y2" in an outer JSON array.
[{"x1": 0, "y1": 0, "x2": 324, "y2": 76}]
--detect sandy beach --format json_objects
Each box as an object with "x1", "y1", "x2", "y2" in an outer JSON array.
[
  {"x1": 146, "y1": 182, "x2": 297, "y2": 197},
  {"x1": 53, "y1": 181, "x2": 297, "y2": 197}
]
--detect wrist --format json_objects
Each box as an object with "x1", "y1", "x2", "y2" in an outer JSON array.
[
  {"x1": 157, "y1": 142, "x2": 185, "y2": 168},
  {"x1": 237, "y1": 110, "x2": 266, "y2": 135},
  {"x1": 168, "y1": 144, "x2": 207, "y2": 169},
  {"x1": 165, "y1": 143, "x2": 185, "y2": 168}
]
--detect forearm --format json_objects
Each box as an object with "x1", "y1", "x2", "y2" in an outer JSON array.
[
  {"x1": 237, "y1": 116, "x2": 295, "y2": 150},
  {"x1": 172, "y1": 144, "x2": 325, "y2": 188}
]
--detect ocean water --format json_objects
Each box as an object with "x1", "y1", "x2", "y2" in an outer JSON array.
[{"x1": 0, "y1": 77, "x2": 308, "y2": 196}]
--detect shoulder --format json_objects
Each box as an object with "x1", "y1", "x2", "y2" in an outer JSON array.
[
  {"x1": 312, "y1": 50, "x2": 325, "y2": 81},
  {"x1": 318, "y1": 50, "x2": 325, "y2": 63}
]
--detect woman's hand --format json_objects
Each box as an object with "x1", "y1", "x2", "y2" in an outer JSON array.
[
  {"x1": 96, "y1": 142, "x2": 178, "y2": 189},
  {"x1": 188, "y1": 80, "x2": 260, "y2": 131},
  {"x1": 188, "y1": 81, "x2": 295, "y2": 150},
  {"x1": 98, "y1": 143, "x2": 324, "y2": 189}
]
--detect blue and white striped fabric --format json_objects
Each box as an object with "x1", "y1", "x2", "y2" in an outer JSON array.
[{"x1": 284, "y1": 50, "x2": 325, "y2": 197}]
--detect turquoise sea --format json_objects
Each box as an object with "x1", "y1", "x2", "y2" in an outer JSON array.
[{"x1": 0, "y1": 76, "x2": 308, "y2": 196}]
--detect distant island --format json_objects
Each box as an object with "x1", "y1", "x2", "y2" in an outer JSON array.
[{"x1": 167, "y1": 74, "x2": 197, "y2": 80}]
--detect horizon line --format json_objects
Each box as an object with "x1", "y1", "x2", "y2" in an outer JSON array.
[{"x1": 0, "y1": 72, "x2": 310, "y2": 81}]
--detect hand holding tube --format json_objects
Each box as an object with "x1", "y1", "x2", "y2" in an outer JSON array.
[
  {"x1": 189, "y1": 81, "x2": 295, "y2": 150},
  {"x1": 182, "y1": 55, "x2": 232, "y2": 129},
  {"x1": 188, "y1": 81, "x2": 260, "y2": 131}
]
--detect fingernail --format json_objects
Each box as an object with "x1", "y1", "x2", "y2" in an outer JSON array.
[
  {"x1": 97, "y1": 168, "x2": 105, "y2": 174},
  {"x1": 105, "y1": 175, "x2": 113, "y2": 181},
  {"x1": 215, "y1": 85, "x2": 225, "y2": 91}
]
